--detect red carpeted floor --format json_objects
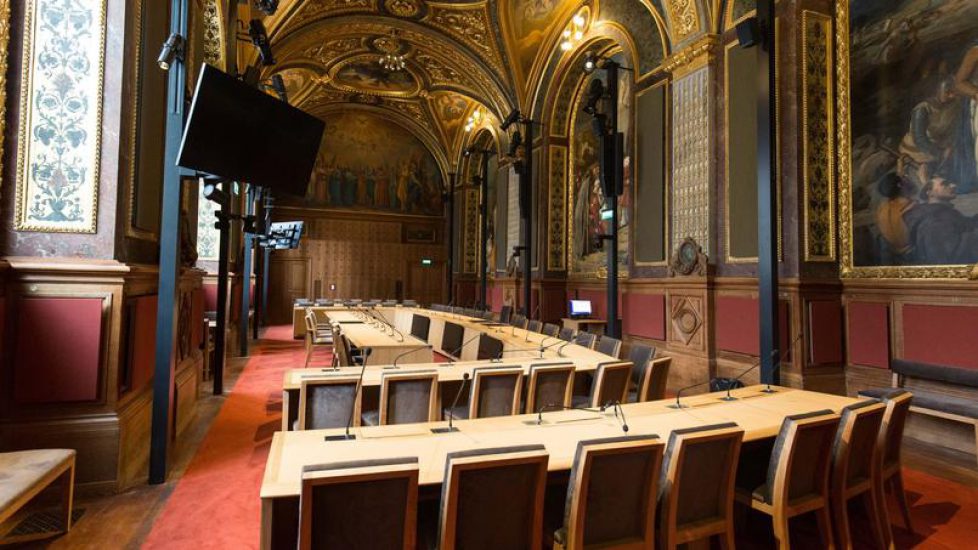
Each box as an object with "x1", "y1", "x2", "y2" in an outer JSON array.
[{"x1": 142, "y1": 326, "x2": 978, "y2": 549}]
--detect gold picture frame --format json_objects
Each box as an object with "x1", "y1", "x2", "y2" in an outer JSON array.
[
  {"x1": 0, "y1": 0, "x2": 10, "y2": 185},
  {"x1": 835, "y1": 0, "x2": 976, "y2": 278}
]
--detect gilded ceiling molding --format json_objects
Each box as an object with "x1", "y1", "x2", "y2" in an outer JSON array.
[
  {"x1": 666, "y1": 0, "x2": 699, "y2": 41},
  {"x1": 0, "y1": 0, "x2": 9, "y2": 192},
  {"x1": 654, "y1": 34, "x2": 717, "y2": 78},
  {"x1": 423, "y1": 2, "x2": 509, "y2": 83}
]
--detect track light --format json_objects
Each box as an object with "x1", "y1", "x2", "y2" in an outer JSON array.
[
  {"x1": 254, "y1": 0, "x2": 278, "y2": 15},
  {"x1": 583, "y1": 79, "x2": 604, "y2": 116},
  {"x1": 203, "y1": 181, "x2": 230, "y2": 206},
  {"x1": 500, "y1": 109, "x2": 521, "y2": 131},
  {"x1": 508, "y1": 130, "x2": 522, "y2": 157},
  {"x1": 249, "y1": 19, "x2": 275, "y2": 65},
  {"x1": 583, "y1": 51, "x2": 598, "y2": 74},
  {"x1": 157, "y1": 33, "x2": 185, "y2": 71}
]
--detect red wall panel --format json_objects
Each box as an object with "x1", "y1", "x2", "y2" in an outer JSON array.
[
  {"x1": 203, "y1": 282, "x2": 218, "y2": 311},
  {"x1": 847, "y1": 302, "x2": 889, "y2": 369},
  {"x1": 903, "y1": 304, "x2": 978, "y2": 369},
  {"x1": 14, "y1": 297, "x2": 104, "y2": 404},
  {"x1": 488, "y1": 284, "x2": 503, "y2": 312},
  {"x1": 623, "y1": 293, "x2": 666, "y2": 340},
  {"x1": 716, "y1": 297, "x2": 791, "y2": 358},
  {"x1": 809, "y1": 301, "x2": 843, "y2": 365}
]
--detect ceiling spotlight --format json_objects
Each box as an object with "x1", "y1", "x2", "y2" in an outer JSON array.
[
  {"x1": 379, "y1": 52, "x2": 406, "y2": 72},
  {"x1": 583, "y1": 51, "x2": 598, "y2": 74},
  {"x1": 583, "y1": 79, "x2": 605, "y2": 116},
  {"x1": 500, "y1": 108, "x2": 520, "y2": 131},
  {"x1": 249, "y1": 19, "x2": 275, "y2": 65},
  {"x1": 508, "y1": 130, "x2": 523, "y2": 158},
  {"x1": 254, "y1": 0, "x2": 278, "y2": 15},
  {"x1": 157, "y1": 32, "x2": 185, "y2": 71},
  {"x1": 202, "y1": 180, "x2": 230, "y2": 206}
]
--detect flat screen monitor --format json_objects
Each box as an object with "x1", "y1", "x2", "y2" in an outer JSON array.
[
  {"x1": 569, "y1": 300, "x2": 593, "y2": 318},
  {"x1": 477, "y1": 334, "x2": 504, "y2": 361},
  {"x1": 441, "y1": 322, "x2": 464, "y2": 358},
  {"x1": 178, "y1": 64, "x2": 325, "y2": 198},
  {"x1": 410, "y1": 315, "x2": 431, "y2": 342},
  {"x1": 269, "y1": 221, "x2": 303, "y2": 249}
]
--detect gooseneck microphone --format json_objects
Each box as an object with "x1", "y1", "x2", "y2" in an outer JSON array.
[
  {"x1": 446, "y1": 332, "x2": 484, "y2": 362},
  {"x1": 325, "y1": 347, "x2": 372, "y2": 442},
  {"x1": 390, "y1": 344, "x2": 433, "y2": 369},
  {"x1": 602, "y1": 400, "x2": 629, "y2": 433},
  {"x1": 667, "y1": 380, "x2": 711, "y2": 410},
  {"x1": 534, "y1": 401, "x2": 629, "y2": 433},
  {"x1": 720, "y1": 333, "x2": 803, "y2": 401},
  {"x1": 370, "y1": 308, "x2": 405, "y2": 342},
  {"x1": 432, "y1": 372, "x2": 470, "y2": 434}
]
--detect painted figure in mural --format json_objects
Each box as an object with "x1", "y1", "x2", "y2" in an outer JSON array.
[
  {"x1": 848, "y1": 0, "x2": 978, "y2": 268},
  {"x1": 375, "y1": 165, "x2": 390, "y2": 208},
  {"x1": 904, "y1": 174, "x2": 978, "y2": 264}
]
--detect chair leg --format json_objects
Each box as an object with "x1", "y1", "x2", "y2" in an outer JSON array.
[
  {"x1": 718, "y1": 524, "x2": 736, "y2": 550},
  {"x1": 61, "y1": 462, "x2": 75, "y2": 533},
  {"x1": 831, "y1": 494, "x2": 850, "y2": 550},
  {"x1": 304, "y1": 344, "x2": 313, "y2": 368},
  {"x1": 862, "y1": 490, "x2": 888, "y2": 550},
  {"x1": 890, "y1": 471, "x2": 914, "y2": 533},
  {"x1": 773, "y1": 512, "x2": 791, "y2": 550},
  {"x1": 874, "y1": 472, "x2": 894, "y2": 549},
  {"x1": 816, "y1": 506, "x2": 835, "y2": 550}
]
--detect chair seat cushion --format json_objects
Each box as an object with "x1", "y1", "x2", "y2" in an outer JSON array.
[
  {"x1": 860, "y1": 387, "x2": 978, "y2": 418},
  {"x1": 361, "y1": 410, "x2": 380, "y2": 426},
  {"x1": 0, "y1": 449, "x2": 75, "y2": 513},
  {"x1": 443, "y1": 405, "x2": 468, "y2": 421}
]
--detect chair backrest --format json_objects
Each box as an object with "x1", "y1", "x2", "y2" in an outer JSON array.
[
  {"x1": 558, "y1": 327, "x2": 576, "y2": 342},
  {"x1": 575, "y1": 331, "x2": 597, "y2": 349},
  {"x1": 878, "y1": 390, "x2": 913, "y2": 471},
  {"x1": 763, "y1": 410, "x2": 840, "y2": 507},
  {"x1": 587, "y1": 362, "x2": 633, "y2": 408},
  {"x1": 499, "y1": 305, "x2": 513, "y2": 324},
  {"x1": 832, "y1": 400, "x2": 886, "y2": 492},
  {"x1": 314, "y1": 299, "x2": 332, "y2": 306},
  {"x1": 295, "y1": 298, "x2": 313, "y2": 306},
  {"x1": 638, "y1": 357, "x2": 672, "y2": 402},
  {"x1": 627, "y1": 344, "x2": 656, "y2": 387},
  {"x1": 402, "y1": 299, "x2": 418, "y2": 307},
  {"x1": 525, "y1": 363, "x2": 576, "y2": 414},
  {"x1": 563, "y1": 436, "x2": 664, "y2": 550},
  {"x1": 379, "y1": 371, "x2": 439, "y2": 425},
  {"x1": 596, "y1": 336, "x2": 622, "y2": 359},
  {"x1": 469, "y1": 366, "x2": 524, "y2": 418},
  {"x1": 658, "y1": 423, "x2": 744, "y2": 540},
  {"x1": 298, "y1": 377, "x2": 361, "y2": 430},
  {"x1": 439, "y1": 445, "x2": 549, "y2": 550},
  {"x1": 410, "y1": 314, "x2": 431, "y2": 342},
  {"x1": 527, "y1": 319, "x2": 543, "y2": 333},
  {"x1": 303, "y1": 312, "x2": 316, "y2": 342},
  {"x1": 511, "y1": 314, "x2": 528, "y2": 329},
  {"x1": 336, "y1": 333, "x2": 355, "y2": 367},
  {"x1": 300, "y1": 457, "x2": 419, "y2": 550},
  {"x1": 542, "y1": 323, "x2": 560, "y2": 337},
  {"x1": 382, "y1": 299, "x2": 398, "y2": 307}
]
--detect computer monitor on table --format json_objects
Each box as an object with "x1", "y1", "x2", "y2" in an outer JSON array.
[{"x1": 569, "y1": 300, "x2": 593, "y2": 319}]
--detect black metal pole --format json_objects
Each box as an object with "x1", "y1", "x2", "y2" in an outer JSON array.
[
  {"x1": 479, "y1": 153, "x2": 491, "y2": 309},
  {"x1": 757, "y1": 0, "x2": 780, "y2": 384},
  {"x1": 149, "y1": 0, "x2": 188, "y2": 485},
  {"x1": 252, "y1": 189, "x2": 265, "y2": 339},
  {"x1": 447, "y1": 173, "x2": 456, "y2": 304},
  {"x1": 521, "y1": 121, "x2": 534, "y2": 317},
  {"x1": 261, "y1": 247, "x2": 271, "y2": 325},
  {"x1": 239, "y1": 186, "x2": 254, "y2": 357},
  {"x1": 606, "y1": 63, "x2": 621, "y2": 339},
  {"x1": 214, "y1": 209, "x2": 231, "y2": 395}
]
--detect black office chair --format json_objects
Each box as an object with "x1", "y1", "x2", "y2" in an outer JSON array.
[
  {"x1": 627, "y1": 344, "x2": 656, "y2": 400},
  {"x1": 499, "y1": 305, "x2": 513, "y2": 324},
  {"x1": 542, "y1": 323, "x2": 560, "y2": 337},
  {"x1": 558, "y1": 327, "x2": 576, "y2": 342},
  {"x1": 527, "y1": 320, "x2": 543, "y2": 333},
  {"x1": 574, "y1": 331, "x2": 597, "y2": 349},
  {"x1": 511, "y1": 314, "x2": 528, "y2": 329}
]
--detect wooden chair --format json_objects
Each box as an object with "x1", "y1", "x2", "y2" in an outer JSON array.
[
  {"x1": 527, "y1": 319, "x2": 543, "y2": 333},
  {"x1": 575, "y1": 332, "x2": 597, "y2": 350},
  {"x1": 875, "y1": 389, "x2": 914, "y2": 538},
  {"x1": 830, "y1": 400, "x2": 889, "y2": 550},
  {"x1": 596, "y1": 336, "x2": 622, "y2": 359},
  {"x1": 0, "y1": 450, "x2": 75, "y2": 545},
  {"x1": 573, "y1": 362, "x2": 632, "y2": 408},
  {"x1": 558, "y1": 326, "x2": 576, "y2": 342},
  {"x1": 554, "y1": 436, "x2": 664, "y2": 550},
  {"x1": 542, "y1": 323, "x2": 560, "y2": 337},
  {"x1": 297, "y1": 377, "x2": 362, "y2": 430},
  {"x1": 626, "y1": 344, "x2": 655, "y2": 401},
  {"x1": 444, "y1": 366, "x2": 524, "y2": 421},
  {"x1": 299, "y1": 457, "x2": 418, "y2": 550},
  {"x1": 734, "y1": 410, "x2": 840, "y2": 549},
  {"x1": 439, "y1": 445, "x2": 549, "y2": 550},
  {"x1": 633, "y1": 357, "x2": 672, "y2": 403},
  {"x1": 362, "y1": 371, "x2": 439, "y2": 426},
  {"x1": 524, "y1": 362, "x2": 576, "y2": 414},
  {"x1": 658, "y1": 423, "x2": 744, "y2": 550},
  {"x1": 303, "y1": 313, "x2": 333, "y2": 368}
]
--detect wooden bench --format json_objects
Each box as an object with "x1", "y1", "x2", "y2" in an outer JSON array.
[
  {"x1": 0, "y1": 449, "x2": 75, "y2": 544},
  {"x1": 859, "y1": 359, "x2": 978, "y2": 466}
]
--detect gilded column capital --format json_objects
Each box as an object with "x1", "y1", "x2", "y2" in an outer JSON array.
[{"x1": 657, "y1": 34, "x2": 719, "y2": 79}]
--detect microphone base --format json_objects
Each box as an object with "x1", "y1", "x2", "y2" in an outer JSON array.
[
  {"x1": 430, "y1": 426, "x2": 460, "y2": 434},
  {"x1": 666, "y1": 403, "x2": 689, "y2": 409},
  {"x1": 719, "y1": 396, "x2": 739, "y2": 402},
  {"x1": 324, "y1": 433, "x2": 357, "y2": 442},
  {"x1": 383, "y1": 366, "x2": 400, "y2": 370},
  {"x1": 761, "y1": 386, "x2": 777, "y2": 394}
]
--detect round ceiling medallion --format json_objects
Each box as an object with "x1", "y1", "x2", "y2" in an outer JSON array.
[{"x1": 385, "y1": 0, "x2": 422, "y2": 18}]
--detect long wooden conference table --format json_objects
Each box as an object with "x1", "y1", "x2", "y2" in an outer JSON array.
[{"x1": 260, "y1": 385, "x2": 857, "y2": 549}]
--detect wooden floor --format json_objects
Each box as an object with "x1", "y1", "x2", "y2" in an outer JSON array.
[{"x1": 10, "y1": 342, "x2": 978, "y2": 548}]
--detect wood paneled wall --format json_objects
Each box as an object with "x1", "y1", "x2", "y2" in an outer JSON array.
[{"x1": 267, "y1": 208, "x2": 446, "y2": 324}]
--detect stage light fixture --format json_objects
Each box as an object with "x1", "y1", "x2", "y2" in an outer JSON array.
[
  {"x1": 583, "y1": 79, "x2": 604, "y2": 116},
  {"x1": 254, "y1": 0, "x2": 279, "y2": 15},
  {"x1": 508, "y1": 130, "x2": 523, "y2": 157},
  {"x1": 249, "y1": 19, "x2": 275, "y2": 65},
  {"x1": 500, "y1": 109, "x2": 521, "y2": 131},
  {"x1": 203, "y1": 181, "x2": 230, "y2": 206},
  {"x1": 157, "y1": 33, "x2": 185, "y2": 71},
  {"x1": 583, "y1": 51, "x2": 598, "y2": 74}
]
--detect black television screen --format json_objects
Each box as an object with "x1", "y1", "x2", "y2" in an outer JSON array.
[
  {"x1": 477, "y1": 334, "x2": 504, "y2": 361},
  {"x1": 178, "y1": 64, "x2": 325, "y2": 197},
  {"x1": 410, "y1": 315, "x2": 431, "y2": 342},
  {"x1": 441, "y1": 322, "x2": 464, "y2": 358}
]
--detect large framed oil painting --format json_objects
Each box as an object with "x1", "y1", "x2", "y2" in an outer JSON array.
[
  {"x1": 568, "y1": 52, "x2": 632, "y2": 278},
  {"x1": 303, "y1": 112, "x2": 444, "y2": 217},
  {"x1": 838, "y1": 0, "x2": 978, "y2": 278}
]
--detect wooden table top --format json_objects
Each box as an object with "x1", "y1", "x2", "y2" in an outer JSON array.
[
  {"x1": 260, "y1": 386, "x2": 856, "y2": 499},
  {"x1": 326, "y1": 309, "x2": 429, "y2": 350}
]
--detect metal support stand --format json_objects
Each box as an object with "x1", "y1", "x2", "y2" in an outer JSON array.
[
  {"x1": 213, "y1": 209, "x2": 231, "y2": 395},
  {"x1": 149, "y1": 0, "x2": 188, "y2": 485},
  {"x1": 520, "y1": 121, "x2": 534, "y2": 317},
  {"x1": 447, "y1": 173, "x2": 456, "y2": 305},
  {"x1": 478, "y1": 153, "x2": 491, "y2": 309},
  {"x1": 239, "y1": 186, "x2": 255, "y2": 357}
]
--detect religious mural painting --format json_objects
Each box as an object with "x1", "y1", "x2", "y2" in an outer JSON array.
[
  {"x1": 840, "y1": 0, "x2": 978, "y2": 276},
  {"x1": 503, "y1": 0, "x2": 575, "y2": 86},
  {"x1": 305, "y1": 112, "x2": 444, "y2": 216},
  {"x1": 331, "y1": 58, "x2": 420, "y2": 97},
  {"x1": 569, "y1": 52, "x2": 632, "y2": 276}
]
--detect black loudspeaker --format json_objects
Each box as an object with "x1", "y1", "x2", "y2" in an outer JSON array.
[
  {"x1": 599, "y1": 132, "x2": 625, "y2": 198},
  {"x1": 736, "y1": 17, "x2": 760, "y2": 48}
]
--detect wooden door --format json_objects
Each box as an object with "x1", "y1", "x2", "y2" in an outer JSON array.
[
  {"x1": 407, "y1": 262, "x2": 445, "y2": 306},
  {"x1": 268, "y1": 257, "x2": 310, "y2": 324}
]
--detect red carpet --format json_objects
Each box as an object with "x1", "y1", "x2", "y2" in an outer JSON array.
[{"x1": 142, "y1": 326, "x2": 978, "y2": 548}]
